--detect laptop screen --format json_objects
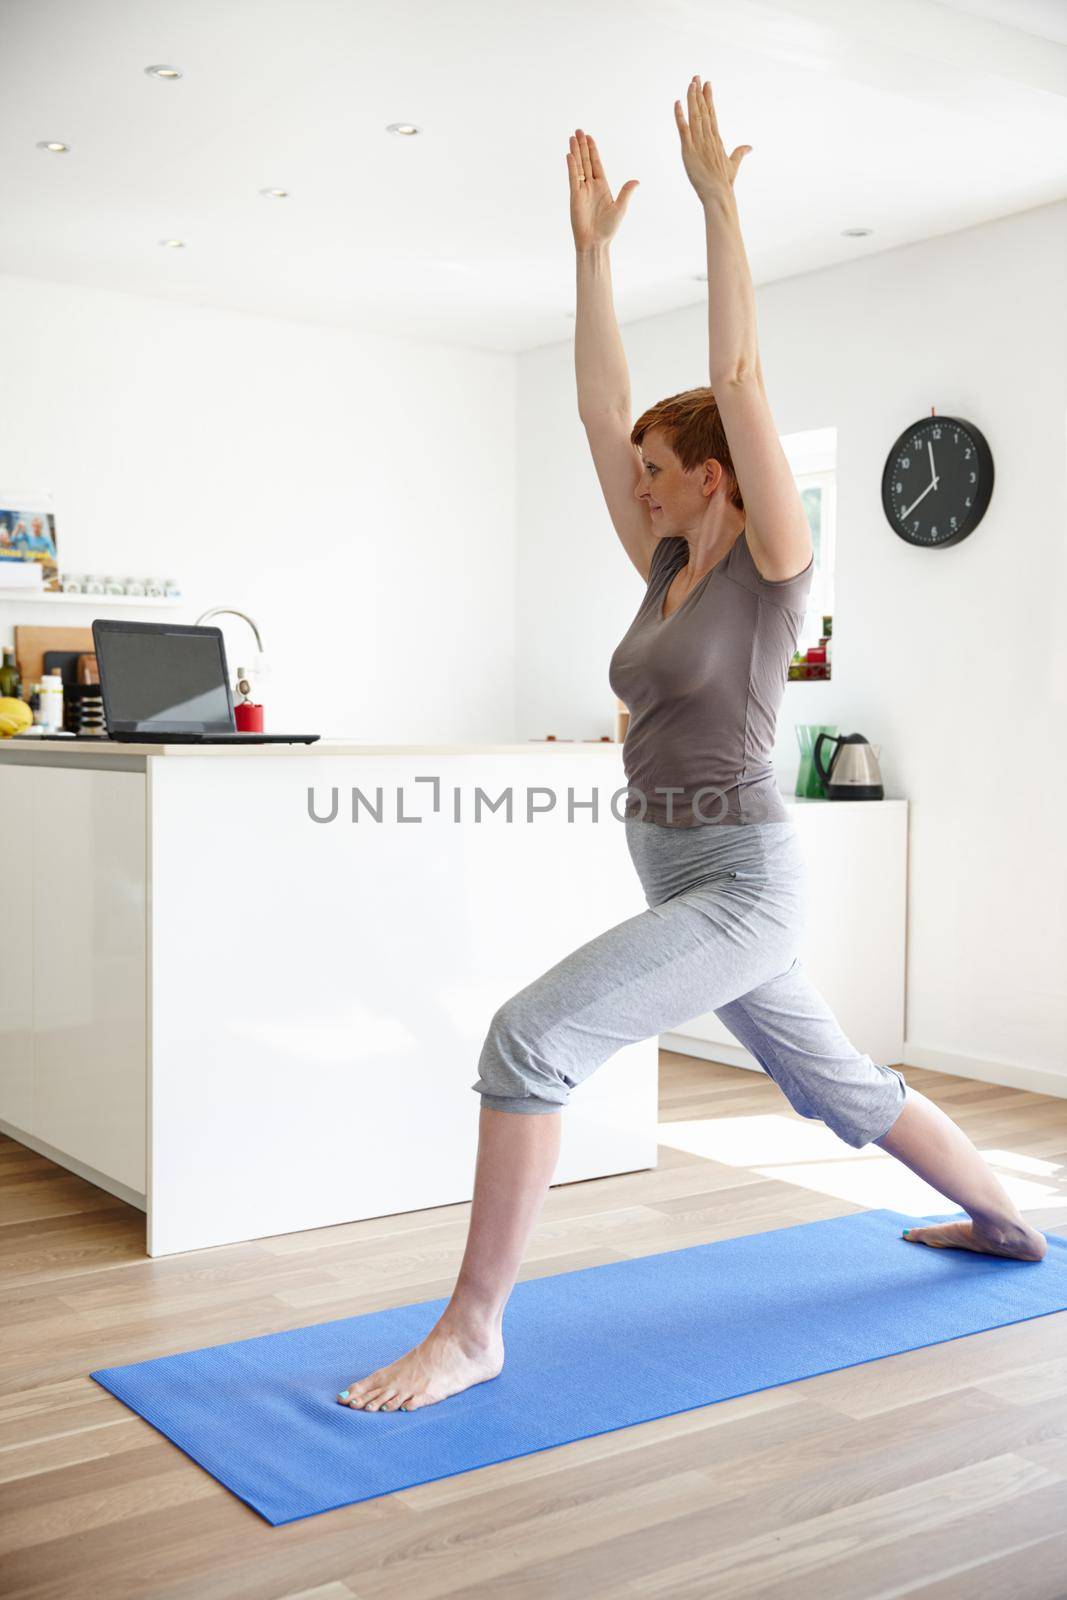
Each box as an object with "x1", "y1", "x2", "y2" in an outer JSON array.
[{"x1": 95, "y1": 625, "x2": 234, "y2": 732}]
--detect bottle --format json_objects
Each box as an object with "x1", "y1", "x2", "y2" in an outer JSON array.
[
  {"x1": 0, "y1": 648, "x2": 21, "y2": 700},
  {"x1": 37, "y1": 671, "x2": 64, "y2": 730}
]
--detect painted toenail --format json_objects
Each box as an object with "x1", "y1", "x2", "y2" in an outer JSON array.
[
  {"x1": 902, "y1": 1229, "x2": 910, "y2": 1237},
  {"x1": 338, "y1": 1388, "x2": 349, "y2": 1400}
]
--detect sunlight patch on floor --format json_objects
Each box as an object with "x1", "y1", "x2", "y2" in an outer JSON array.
[
  {"x1": 657, "y1": 1115, "x2": 1067, "y2": 1217},
  {"x1": 659, "y1": 1114, "x2": 866, "y2": 1166},
  {"x1": 976, "y1": 1149, "x2": 1064, "y2": 1178},
  {"x1": 751, "y1": 1161, "x2": 1065, "y2": 1216}
]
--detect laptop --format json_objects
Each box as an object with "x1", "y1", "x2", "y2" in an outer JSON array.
[{"x1": 70, "y1": 619, "x2": 321, "y2": 744}]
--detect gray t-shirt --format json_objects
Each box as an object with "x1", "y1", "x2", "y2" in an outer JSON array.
[{"x1": 608, "y1": 531, "x2": 814, "y2": 827}]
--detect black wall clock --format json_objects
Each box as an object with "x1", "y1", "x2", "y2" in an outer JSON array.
[{"x1": 881, "y1": 413, "x2": 994, "y2": 548}]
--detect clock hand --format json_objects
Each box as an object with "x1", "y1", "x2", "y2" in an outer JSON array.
[
  {"x1": 928, "y1": 445, "x2": 940, "y2": 489},
  {"x1": 901, "y1": 478, "x2": 938, "y2": 519},
  {"x1": 900, "y1": 442, "x2": 941, "y2": 520}
]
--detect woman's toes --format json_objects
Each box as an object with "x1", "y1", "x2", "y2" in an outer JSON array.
[{"x1": 344, "y1": 1376, "x2": 389, "y2": 1408}]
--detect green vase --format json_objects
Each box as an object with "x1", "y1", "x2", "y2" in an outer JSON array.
[{"x1": 795, "y1": 724, "x2": 838, "y2": 799}]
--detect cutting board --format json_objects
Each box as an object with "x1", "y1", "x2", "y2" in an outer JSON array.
[
  {"x1": 14, "y1": 626, "x2": 94, "y2": 697},
  {"x1": 44, "y1": 649, "x2": 99, "y2": 688}
]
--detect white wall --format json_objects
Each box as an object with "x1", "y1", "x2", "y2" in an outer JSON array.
[
  {"x1": 517, "y1": 199, "x2": 1067, "y2": 1092},
  {"x1": 3, "y1": 198, "x2": 1063, "y2": 1095},
  {"x1": 0, "y1": 273, "x2": 517, "y2": 741}
]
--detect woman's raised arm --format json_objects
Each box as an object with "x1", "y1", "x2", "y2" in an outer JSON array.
[
  {"x1": 569, "y1": 129, "x2": 639, "y2": 420},
  {"x1": 674, "y1": 74, "x2": 755, "y2": 385},
  {"x1": 676, "y1": 75, "x2": 811, "y2": 582}
]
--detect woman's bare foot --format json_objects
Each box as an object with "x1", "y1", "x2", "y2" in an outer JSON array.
[
  {"x1": 903, "y1": 1219, "x2": 1047, "y2": 1262},
  {"x1": 337, "y1": 1312, "x2": 505, "y2": 1413}
]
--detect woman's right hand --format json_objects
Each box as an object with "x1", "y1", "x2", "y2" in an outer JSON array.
[{"x1": 568, "y1": 129, "x2": 639, "y2": 253}]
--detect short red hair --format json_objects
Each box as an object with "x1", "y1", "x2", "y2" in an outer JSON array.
[{"x1": 631, "y1": 386, "x2": 744, "y2": 513}]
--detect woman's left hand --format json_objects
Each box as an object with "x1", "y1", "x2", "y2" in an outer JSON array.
[{"x1": 675, "y1": 75, "x2": 752, "y2": 203}]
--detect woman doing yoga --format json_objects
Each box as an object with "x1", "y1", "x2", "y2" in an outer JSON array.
[{"x1": 337, "y1": 75, "x2": 1047, "y2": 1416}]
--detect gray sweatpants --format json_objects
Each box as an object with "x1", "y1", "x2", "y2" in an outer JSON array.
[{"x1": 471, "y1": 815, "x2": 907, "y2": 1149}]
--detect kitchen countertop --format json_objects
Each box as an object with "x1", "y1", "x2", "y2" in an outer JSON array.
[
  {"x1": 0, "y1": 739, "x2": 905, "y2": 805},
  {"x1": 0, "y1": 738, "x2": 624, "y2": 759},
  {"x1": 0, "y1": 737, "x2": 904, "y2": 806}
]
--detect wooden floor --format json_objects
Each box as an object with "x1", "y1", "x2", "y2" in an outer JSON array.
[{"x1": 2, "y1": 1055, "x2": 1066, "y2": 1600}]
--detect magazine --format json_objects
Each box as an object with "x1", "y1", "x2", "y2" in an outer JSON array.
[{"x1": 0, "y1": 491, "x2": 59, "y2": 590}]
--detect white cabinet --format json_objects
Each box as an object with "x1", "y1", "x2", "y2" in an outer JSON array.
[
  {"x1": 662, "y1": 799, "x2": 907, "y2": 1071},
  {"x1": 0, "y1": 765, "x2": 35, "y2": 1131},
  {"x1": 31, "y1": 767, "x2": 147, "y2": 1191},
  {"x1": 0, "y1": 761, "x2": 147, "y2": 1194}
]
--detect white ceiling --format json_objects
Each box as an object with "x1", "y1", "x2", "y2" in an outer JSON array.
[{"x1": 1, "y1": 0, "x2": 1064, "y2": 353}]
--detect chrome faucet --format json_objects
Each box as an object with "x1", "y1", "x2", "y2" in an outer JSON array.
[{"x1": 193, "y1": 606, "x2": 264, "y2": 653}]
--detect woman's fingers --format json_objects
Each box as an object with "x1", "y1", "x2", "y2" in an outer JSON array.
[
  {"x1": 569, "y1": 135, "x2": 587, "y2": 190},
  {"x1": 687, "y1": 76, "x2": 706, "y2": 139},
  {"x1": 683, "y1": 75, "x2": 721, "y2": 145},
  {"x1": 702, "y1": 79, "x2": 722, "y2": 140},
  {"x1": 676, "y1": 79, "x2": 699, "y2": 138},
  {"x1": 577, "y1": 129, "x2": 593, "y2": 182},
  {"x1": 687, "y1": 76, "x2": 701, "y2": 137},
  {"x1": 586, "y1": 133, "x2": 605, "y2": 184}
]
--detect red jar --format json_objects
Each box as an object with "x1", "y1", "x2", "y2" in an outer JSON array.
[{"x1": 234, "y1": 701, "x2": 264, "y2": 732}]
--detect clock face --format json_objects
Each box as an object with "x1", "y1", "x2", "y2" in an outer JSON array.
[{"x1": 881, "y1": 415, "x2": 993, "y2": 548}]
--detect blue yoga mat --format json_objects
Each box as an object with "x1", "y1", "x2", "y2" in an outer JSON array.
[{"x1": 90, "y1": 1208, "x2": 1067, "y2": 1526}]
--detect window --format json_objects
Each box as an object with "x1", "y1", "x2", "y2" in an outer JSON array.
[{"x1": 783, "y1": 427, "x2": 836, "y2": 670}]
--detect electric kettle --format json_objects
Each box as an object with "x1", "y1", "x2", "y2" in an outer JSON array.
[{"x1": 813, "y1": 731, "x2": 884, "y2": 800}]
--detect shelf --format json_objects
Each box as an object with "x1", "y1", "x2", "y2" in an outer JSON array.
[{"x1": 0, "y1": 590, "x2": 182, "y2": 607}]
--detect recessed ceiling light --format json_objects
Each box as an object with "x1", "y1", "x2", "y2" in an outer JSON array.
[
  {"x1": 386, "y1": 123, "x2": 420, "y2": 137},
  {"x1": 259, "y1": 188, "x2": 289, "y2": 199},
  {"x1": 159, "y1": 239, "x2": 186, "y2": 249},
  {"x1": 36, "y1": 141, "x2": 69, "y2": 153},
  {"x1": 842, "y1": 227, "x2": 873, "y2": 237},
  {"x1": 145, "y1": 64, "x2": 183, "y2": 79}
]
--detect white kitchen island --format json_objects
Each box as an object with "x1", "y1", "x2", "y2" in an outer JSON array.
[
  {"x1": 0, "y1": 739, "x2": 907, "y2": 1257},
  {"x1": 0, "y1": 740, "x2": 660, "y2": 1255}
]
